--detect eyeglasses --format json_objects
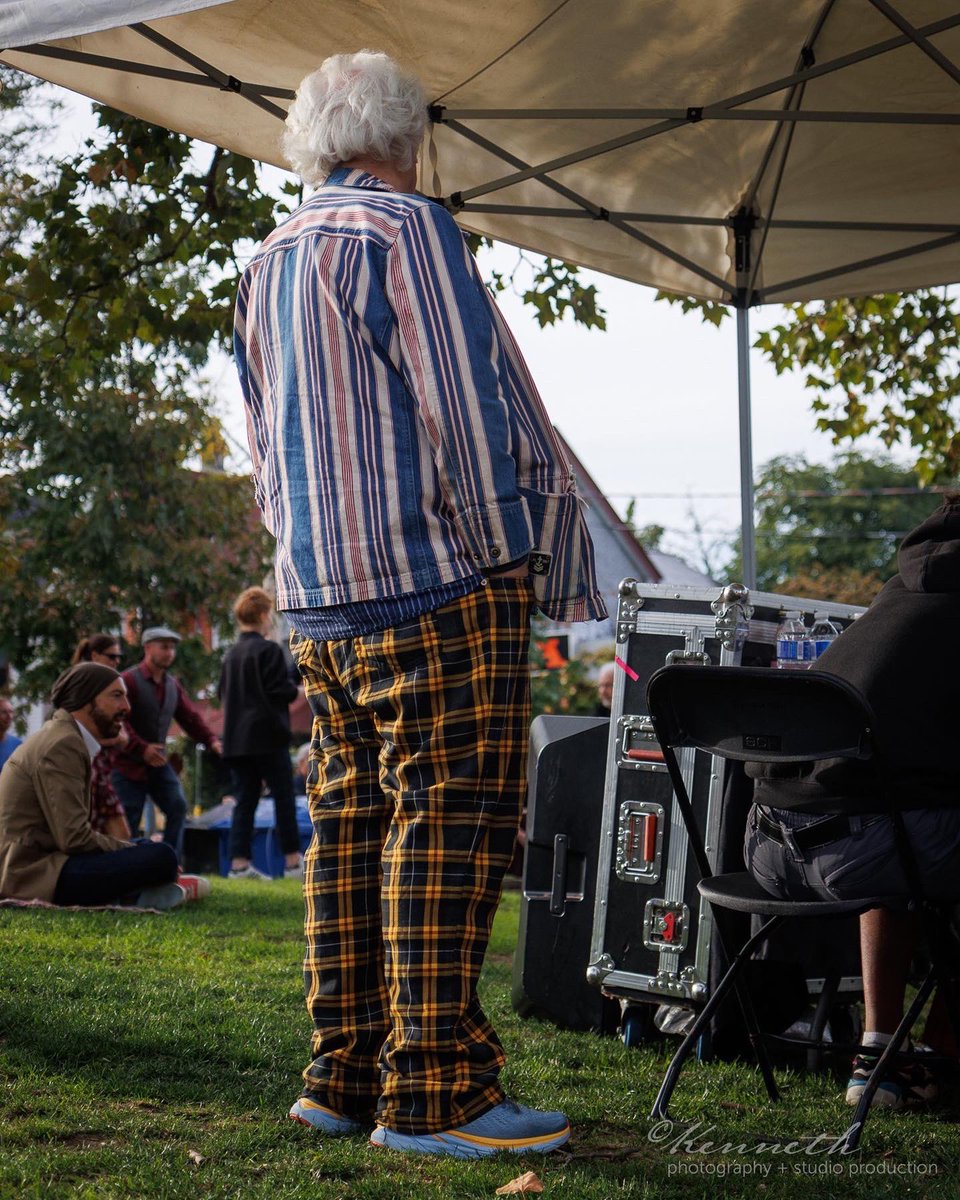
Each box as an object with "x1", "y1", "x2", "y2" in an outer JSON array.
[{"x1": 103, "y1": 652, "x2": 123, "y2": 662}]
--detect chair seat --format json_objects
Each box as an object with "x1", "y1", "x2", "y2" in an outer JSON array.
[{"x1": 697, "y1": 871, "x2": 895, "y2": 917}]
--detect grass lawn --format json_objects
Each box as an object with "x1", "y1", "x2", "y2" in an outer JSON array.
[{"x1": 0, "y1": 881, "x2": 956, "y2": 1199}]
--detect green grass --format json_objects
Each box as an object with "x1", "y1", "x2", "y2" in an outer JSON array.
[{"x1": 0, "y1": 882, "x2": 956, "y2": 1199}]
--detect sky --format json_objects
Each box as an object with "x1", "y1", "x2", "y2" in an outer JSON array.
[{"x1": 42, "y1": 84, "x2": 906, "y2": 574}]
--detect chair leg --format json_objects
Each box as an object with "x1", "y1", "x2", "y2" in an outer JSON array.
[
  {"x1": 650, "y1": 915, "x2": 783, "y2": 1120},
  {"x1": 921, "y1": 908, "x2": 960, "y2": 1052},
  {"x1": 941, "y1": 974, "x2": 960, "y2": 1053},
  {"x1": 715, "y1": 911, "x2": 783, "y2": 1102},
  {"x1": 843, "y1": 967, "x2": 938, "y2": 1154},
  {"x1": 806, "y1": 973, "x2": 839, "y2": 1075}
]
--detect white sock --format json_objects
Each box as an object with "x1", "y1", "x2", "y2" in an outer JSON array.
[{"x1": 862, "y1": 1031, "x2": 894, "y2": 1049}]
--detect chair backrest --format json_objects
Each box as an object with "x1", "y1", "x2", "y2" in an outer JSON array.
[{"x1": 646, "y1": 665, "x2": 876, "y2": 765}]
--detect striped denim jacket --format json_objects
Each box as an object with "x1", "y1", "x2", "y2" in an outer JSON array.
[{"x1": 234, "y1": 169, "x2": 606, "y2": 625}]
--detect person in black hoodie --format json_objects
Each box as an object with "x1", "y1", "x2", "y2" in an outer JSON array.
[
  {"x1": 745, "y1": 496, "x2": 960, "y2": 1110},
  {"x1": 219, "y1": 587, "x2": 301, "y2": 880}
]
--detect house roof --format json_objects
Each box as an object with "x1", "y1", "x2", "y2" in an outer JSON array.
[{"x1": 554, "y1": 428, "x2": 660, "y2": 586}]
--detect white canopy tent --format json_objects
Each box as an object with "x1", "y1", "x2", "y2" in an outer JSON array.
[{"x1": 3, "y1": 0, "x2": 960, "y2": 584}]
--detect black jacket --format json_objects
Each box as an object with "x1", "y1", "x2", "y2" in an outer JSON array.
[
  {"x1": 218, "y1": 632, "x2": 298, "y2": 758},
  {"x1": 749, "y1": 503, "x2": 960, "y2": 814}
]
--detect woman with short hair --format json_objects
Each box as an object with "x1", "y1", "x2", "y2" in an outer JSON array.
[{"x1": 219, "y1": 588, "x2": 301, "y2": 880}]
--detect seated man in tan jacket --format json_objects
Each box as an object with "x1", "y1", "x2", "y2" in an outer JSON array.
[{"x1": 0, "y1": 663, "x2": 185, "y2": 909}]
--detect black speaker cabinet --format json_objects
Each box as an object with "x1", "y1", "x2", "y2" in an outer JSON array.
[{"x1": 512, "y1": 715, "x2": 619, "y2": 1033}]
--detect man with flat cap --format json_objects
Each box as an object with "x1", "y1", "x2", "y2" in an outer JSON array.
[
  {"x1": 112, "y1": 626, "x2": 222, "y2": 860},
  {"x1": 0, "y1": 664, "x2": 183, "y2": 907}
]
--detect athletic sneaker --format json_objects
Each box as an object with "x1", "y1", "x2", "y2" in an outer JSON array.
[
  {"x1": 134, "y1": 883, "x2": 187, "y2": 910},
  {"x1": 845, "y1": 1052, "x2": 939, "y2": 1109},
  {"x1": 288, "y1": 1097, "x2": 365, "y2": 1136},
  {"x1": 227, "y1": 864, "x2": 273, "y2": 881},
  {"x1": 177, "y1": 873, "x2": 211, "y2": 901},
  {"x1": 369, "y1": 1098, "x2": 571, "y2": 1159}
]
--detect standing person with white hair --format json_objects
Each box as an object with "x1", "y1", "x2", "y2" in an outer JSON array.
[
  {"x1": 235, "y1": 50, "x2": 605, "y2": 1159},
  {"x1": 594, "y1": 662, "x2": 616, "y2": 716}
]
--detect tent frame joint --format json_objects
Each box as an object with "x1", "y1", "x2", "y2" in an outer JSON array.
[{"x1": 732, "y1": 206, "x2": 759, "y2": 274}]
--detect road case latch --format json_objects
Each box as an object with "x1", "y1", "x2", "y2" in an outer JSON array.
[
  {"x1": 711, "y1": 582, "x2": 753, "y2": 652},
  {"x1": 643, "y1": 899, "x2": 690, "y2": 952}
]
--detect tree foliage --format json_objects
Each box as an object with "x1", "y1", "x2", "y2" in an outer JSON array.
[
  {"x1": 0, "y1": 76, "x2": 278, "y2": 699},
  {"x1": 465, "y1": 234, "x2": 607, "y2": 331},
  {"x1": 658, "y1": 289, "x2": 960, "y2": 484},
  {"x1": 756, "y1": 293, "x2": 960, "y2": 484},
  {"x1": 529, "y1": 629, "x2": 607, "y2": 718},
  {"x1": 729, "y1": 452, "x2": 940, "y2": 601}
]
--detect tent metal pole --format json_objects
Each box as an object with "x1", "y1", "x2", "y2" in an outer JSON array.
[{"x1": 736, "y1": 305, "x2": 757, "y2": 590}]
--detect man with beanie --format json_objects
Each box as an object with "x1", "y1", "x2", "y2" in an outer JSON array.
[
  {"x1": 112, "y1": 626, "x2": 222, "y2": 860},
  {"x1": 745, "y1": 496, "x2": 960, "y2": 1110},
  {"x1": 0, "y1": 664, "x2": 183, "y2": 908}
]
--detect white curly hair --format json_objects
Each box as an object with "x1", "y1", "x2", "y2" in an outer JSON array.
[{"x1": 281, "y1": 51, "x2": 427, "y2": 186}]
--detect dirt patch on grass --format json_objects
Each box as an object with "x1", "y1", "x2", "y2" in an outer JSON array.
[{"x1": 54, "y1": 1133, "x2": 117, "y2": 1149}]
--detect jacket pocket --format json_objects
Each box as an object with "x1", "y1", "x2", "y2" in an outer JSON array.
[{"x1": 517, "y1": 484, "x2": 583, "y2": 608}]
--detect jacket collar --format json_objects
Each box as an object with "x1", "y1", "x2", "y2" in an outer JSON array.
[
  {"x1": 322, "y1": 167, "x2": 395, "y2": 192},
  {"x1": 52, "y1": 707, "x2": 95, "y2": 757}
]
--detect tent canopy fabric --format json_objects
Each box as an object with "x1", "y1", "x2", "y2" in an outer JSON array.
[{"x1": 3, "y1": 0, "x2": 960, "y2": 305}]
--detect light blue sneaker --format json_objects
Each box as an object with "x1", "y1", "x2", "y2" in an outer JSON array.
[
  {"x1": 369, "y1": 1098, "x2": 571, "y2": 1159},
  {"x1": 288, "y1": 1097, "x2": 366, "y2": 1135}
]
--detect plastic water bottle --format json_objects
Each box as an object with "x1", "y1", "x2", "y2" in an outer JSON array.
[
  {"x1": 805, "y1": 612, "x2": 840, "y2": 662},
  {"x1": 775, "y1": 610, "x2": 807, "y2": 670}
]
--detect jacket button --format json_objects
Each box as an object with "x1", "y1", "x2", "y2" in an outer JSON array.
[{"x1": 490, "y1": 547, "x2": 501, "y2": 558}]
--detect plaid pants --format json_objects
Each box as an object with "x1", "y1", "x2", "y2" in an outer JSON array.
[{"x1": 290, "y1": 578, "x2": 533, "y2": 1133}]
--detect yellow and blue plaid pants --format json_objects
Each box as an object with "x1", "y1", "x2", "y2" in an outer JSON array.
[{"x1": 290, "y1": 578, "x2": 533, "y2": 1133}]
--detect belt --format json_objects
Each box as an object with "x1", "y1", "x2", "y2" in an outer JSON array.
[{"x1": 756, "y1": 809, "x2": 884, "y2": 851}]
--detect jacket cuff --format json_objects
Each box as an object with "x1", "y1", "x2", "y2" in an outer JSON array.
[
  {"x1": 537, "y1": 592, "x2": 609, "y2": 623},
  {"x1": 456, "y1": 497, "x2": 532, "y2": 572}
]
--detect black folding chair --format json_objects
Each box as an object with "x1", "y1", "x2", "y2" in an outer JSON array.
[{"x1": 645, "y1": 664, "x2": 960, "y2": 1153}]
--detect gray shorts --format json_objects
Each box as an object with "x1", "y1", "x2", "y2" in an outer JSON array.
[{"x1": 745, "y1": 806, "x2": 960, "y2": 903}]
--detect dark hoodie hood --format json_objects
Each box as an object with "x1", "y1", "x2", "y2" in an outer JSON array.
[{"x1": 897, "y1": 502, "x2": 960, "y2": 593}]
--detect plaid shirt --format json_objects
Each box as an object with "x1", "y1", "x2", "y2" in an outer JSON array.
[
  {"x1": 89, "y1": 749, "x2": 125, "y2": 832},
  {"x1": 234, "y1": 168, "x2": 605, "y2": 625}
]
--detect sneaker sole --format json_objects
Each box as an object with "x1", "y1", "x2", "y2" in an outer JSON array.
[
  {"x1": 288, "y1": 1099, "x2": 363, "y2": 1136},
  {"x1": 370, "y1": 1122, "x2": 570, "y2": 1159},
  {"x1": 134, "y1": 883, "x2": 187, "y2": 911},
  {"x1": 845, "y1": 1082, "x2": 903, "y2": 1109}
]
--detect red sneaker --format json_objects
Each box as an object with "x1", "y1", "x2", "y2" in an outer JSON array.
[{"x1": 176, "y1": 873, "x2": 211, "y2": 902}]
